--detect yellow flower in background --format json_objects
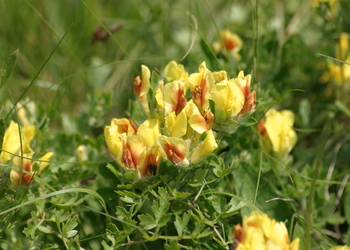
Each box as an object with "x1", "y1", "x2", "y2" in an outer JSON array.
[
  {"x1": 233, "y1": 211, "x2": 300, "y2": 250},
  {"x1": 0, "y1": 121, "x2": 35, "y2": 164},
  {"x1": 10, "y1": 152, "x2": 54, "y2": 186},
  {"x1": 0, "y1": 121, "x2": 21, "y2": 164},
  {"x1": 261, "y1": 109, "x2": 297, "y2": 155},
  {"x1": 213, "y1": 29, "x2": 243, "y2": 60},
  {"x1": 164, "y1": 60, "x2": 188, "y2": 82},
  {"x1": 330, "y1": 246, "x2": 350, "y2": 250},
  {"x1": 134, "y1": 65, "x2": 151, "y2": 116},
  {"x1": 23, "y1": 125, "x2": 35, "y2": 153},
  {"x1": 323, "y1": 33, "x2": 350, "y2": 85}
]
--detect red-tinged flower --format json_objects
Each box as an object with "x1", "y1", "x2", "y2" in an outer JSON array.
[
  {"x1": 164, "y1": 80, "x2": 187, "y2": 116},
  {"x1": 134, "y1": 65, "x2": 151, "y2": 116},
  {"x1": 213, "y1": 30, "x2": 243, "y2": 60},
  {"x1": 105, "y1": 118, "x2": 163, "y2": 177},
  {"x1": 111, "y1": 118, "x2": 137, "y2": 134},
  {"x1": 10, "y1": 152, "x2": 54, "y2": 186},
  {"x1": 234, "y1": 72, "x2": 256, "y2": 114},
  {"x1": 184, "y1": 100, "x2": 214, "y2": 134},
  {"x1": 187, "y1": 62, "x2": 214, "y2": 111},
  {"x1": 157, "y1": 136, "x2": 189, "y2": 167},
  {"x1": 232, "y1": 211, "x2": 300, "y2": 250}
]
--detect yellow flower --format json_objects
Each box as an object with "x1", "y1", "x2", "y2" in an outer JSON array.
[
  {"x1": 76, "y1": 145, "x2": 88, "y2": 161},
  {"x1": 213, "y1": 29, "x2": 243, "y2": 60},
  {"x1": 234, "y1": 71, "x2": 256, "y2": 114},
  {"x1": 187, "y1": 62, "x2": 214, "y2": 111},
  {"x1": 157, "y1": 136, "x2": 189, "y2": 167},
  {"x1": 183, "y1": 100, "x2": 213, "y2": 134},
  {"x1": 164, "y1": 61, "x2": 188, "y2": 82},
  {"x1": 111, "y1": 118, "x2": 137, "y2": 135},
  {"x1": 0, "y1": 121, "x2": 21, "y2": 164},
  {"x1": 210, "y1": 79, "x2": 245, "y2": 123},
  {"x1": 330, "y1": 246, "x2": 350, "y2": 250},
  {"x1": 0, "y1": 121, "x2": 35, "y2": 164},
  {"x1": 23, "y1": 124, "x2": 36, "y2": 153},
  {"x1": 104, "y1": 118, "x2": 162, "y2": 177},
  {"x1": 262, "y1": 109, "x2": 297, "y2": 155},
  {"x1": 163, "y1": 80, "x2": 187, "y2": 116},
  {"x1": 233, "y1": 211, "x2": 300, "y2": 250},
  {"x1": 10, "y1": 152, "x2": 54, "y2": 186},
  {"x1": 134, "y1": 65, "x2": 151, "y2": 116},
  {"x1": 165, "y1": 111, "x2": 187, "y2": 138}
]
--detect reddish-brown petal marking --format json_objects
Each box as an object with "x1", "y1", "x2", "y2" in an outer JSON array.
[
  {"x1": 203, "y1": 110, "x2": 214, "y2": 130},
  {"x1": 192, "y1": 85, "x2": 202, "y2": 108},
  {"x1": 164, "y1": 143, "x2": 185, "y2": 165},
  {"x1": 175, "y1": 92, "x2": 187, "y2": 115},
  {"x1": 122, "y1": 146, "x2": 136, "y2": 169},
  {"x1": 225, "y1": 39, "x2": 237, "y2": 52},
  {"x1": 258, "y1": 119, "x2": 266, "y2": 136},
  {"x1": 232, "y1": 224, "x2": 243, "y2": 243},
  {"x1": 240, "y1": 91, "x2": 256, "y2": 114},
  {"x1": 133, "y1": 76, "x2": 142, "y2": 97}
]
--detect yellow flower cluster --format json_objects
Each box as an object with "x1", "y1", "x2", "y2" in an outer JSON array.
[
  {"x1": 104, "y1": 61, "x2": 256, "y2": 178},
  {"x1": 0, "y1": 121, "x2": 53, "y2": 186},
  {"x1": 232, "y1": 211, "x2": 300, "y2": 250}
]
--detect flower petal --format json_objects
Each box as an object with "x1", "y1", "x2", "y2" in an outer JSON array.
[{"x1": 190, "y1": 130, "x2": 218, "y2": 164}]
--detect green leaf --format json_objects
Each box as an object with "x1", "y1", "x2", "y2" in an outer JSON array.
[
  {"x1": 0, "y1": 49, "x2": 19, "y2": 90},
  {"x1": 240, "y1": 115, "x2": 258, "y2": 127},
  {"x1": 174, "y1": 212, "x2": 190, "y2": 236},
  {"x1": 164, "y1": 240, "x2": 181, "y2": 250},
  {"x1": 222, "y1": 198, "x2": 247, "y2": 218},
  {"x1": 138, "y1": 214, "x2": 157, "y2": 230},
  {"x1": 214, "y1": 109, "x2": 227, "y2": 124},
  {"x1": 335, "y1": 100, "x2": 350, "y2": 117},
  {"x1": 151, "y1": 70, "x2": 161, "y2": 89},
  {"x1": 37, "y1": 226, "x2": 53, "y2": 234},
  {"x1": 115, "y1": 190, "x2": 140, "y2": 198},
  {"x1": 157, "y1": 213, "x2": 172, "y2": 228},
  {"x1": 233, "y1": 162, "x2": 291, "y2": 222},
  {"x1": 173, "y1": 191, "x2": 191, "y2": 199}
]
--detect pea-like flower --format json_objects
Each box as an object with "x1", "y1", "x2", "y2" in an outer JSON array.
[
  {"x1": 10, "y1": 152, "x2": 54, "y2": 186},
  {"x1": 104, "y1": 118, "x2": 162, "y2": 177},
  {"x1": 259, "y1": 109, "x2": 297, "y2": 156},
  {"x1": 213, "y1": 29, "x2": 243, "y2": 60},
  {"x1": 0, "y1": 121, "x2": 35, "y2": 164},
  {"x1": 232, "y1": 211, "x2": 300, "y2": 250}
]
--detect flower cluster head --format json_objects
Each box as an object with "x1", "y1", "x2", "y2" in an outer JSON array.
[
  {"x1": 258, "y1": 109, "x2": 297, "y2": 157},
  {"x1": 0, "y1": 120, "x2": 53, "y2": 186},
  {"x1": 105, "y1": 61, "x2": 256, "y2": 178},
  {"x1": 232, "y1": 211, "x2": 300, "y2": 250}
]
